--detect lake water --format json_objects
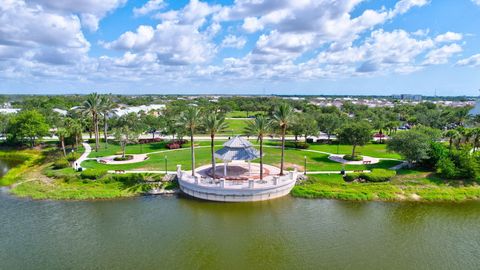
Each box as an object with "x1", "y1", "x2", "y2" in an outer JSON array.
[{"x1": 1, "y1": 161, "x2": 480, "y2": 269}]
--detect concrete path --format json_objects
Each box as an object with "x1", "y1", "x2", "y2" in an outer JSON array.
[{"x1": 74, "y1": 142, "x2": 91, "y2": 170}]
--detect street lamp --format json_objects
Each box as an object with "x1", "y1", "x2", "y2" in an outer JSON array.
[
  {"x1": 165, "y1": 155, "x2": 168, "y2": 174},
  {"x1": 304, "y1": 156, "x2": 307, "y2": 175}
]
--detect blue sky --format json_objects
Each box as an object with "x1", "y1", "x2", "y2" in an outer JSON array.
[{"x1": 1, "y1": 0, "x2": 480, "y2": 96}]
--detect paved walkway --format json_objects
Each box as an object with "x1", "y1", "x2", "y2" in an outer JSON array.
[{"x1": 74, "y1": 142, "x2": 91, "y2": 170}]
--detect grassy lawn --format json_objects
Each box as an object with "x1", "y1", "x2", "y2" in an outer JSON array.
[
  {"x1": 305, "y1": 143, "x2": 401, "y2": 159},
  {"x1": 225, "y1": 111, "x2": 264, "y2": 118},
  {"x1": 220, "y1": 119, "x2": 252, "y2": 135},
  {"x1": 292, "y1": 170, "x2": 480, "y2": 202},
  {"x1": 82, "y1": 145, "x2": 402, "y2": 172}
]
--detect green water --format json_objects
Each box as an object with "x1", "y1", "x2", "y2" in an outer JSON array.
[
  {"x1": 1, "y1": 159, "x2": 479, "y2": 269},
  {"x1": 0, "y1": 192, "x2": 479, "y2": 270}
]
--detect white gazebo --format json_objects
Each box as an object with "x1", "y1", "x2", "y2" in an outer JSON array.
[
  {"x1": 176, "y1": 136, "x2": 298, "y2": 202},
  {"x1": 214, "y1": 136, "x2": 260, "y2": 177}
]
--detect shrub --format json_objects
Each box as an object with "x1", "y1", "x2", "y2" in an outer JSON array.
[
  {"x1": 80, "y1": 169, "x2": 107, "y2": 180},
  {"x1": 436, "y1": 150, "x2": 480, "y2": 180},
  {"x1": 138, "y1": 138, "x2": 163, "y2": 144},
  {"x1": 166, "y1": 143, "x2": 180, "y2": 149},
  {"x1": 285, "y1": 141, "x2": 310, "y2": 149},
  {"x1": 344, "y1": 169, "x2": 396, "y2": 183},
  {"x1": 87, "y1": 138, "x2": 96, "y2": 144},
  {"x1": 113, "y1": 155, "x2": 134, "y2": 161},
  {"x1": 53, "y1": 159, "x2": 70, "y2": 170},
  {"x1": 436, "y1": 157, "x2": 457, "y2": 179},
  {"x1": 66, "y1": 153, "x2": 80, "y2": 162},
  {"x1": 343, "y1": 154, "x2": 363, "y2": 161}
]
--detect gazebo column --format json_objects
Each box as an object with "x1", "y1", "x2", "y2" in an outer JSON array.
[
  {"x1": 248, "y1": 160, "x2": 251, "y2": 176},
  {"x1": 224, "y1": 162, "x2": 227, "y2": 177}
]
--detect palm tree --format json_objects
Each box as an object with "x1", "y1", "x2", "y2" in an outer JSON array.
[
  {"x1": 444, "y1": 129, "x2": 461, "y2": 150},
  {"x1": 78, "y1": 93, "x2": 102, "y2": 151},
  {"x1": 471, "y1": 128, "x2": 480, "y2": 152},
  {"x1": 204, "y1": 112, "x2": 228, "y2": 178},
  {"x1": 56, "y1": 127, "x2": 69, "y2": 157},
  {"x1": 100, "y1": 95, "x2": 116, "y2": 149},
  {"x1": 245, "y1": 116, "x2": 272, "y2": 180},
  {"x1": 273, "y1": 104, "x2": 294, "y2": 175},
  {"x1": 179, "y1": 107, "x2": 202, "y2": 176}
]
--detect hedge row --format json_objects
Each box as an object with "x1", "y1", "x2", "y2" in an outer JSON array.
[{"x1": 344, "y1": 169, "x2": 396, "y2": 183}]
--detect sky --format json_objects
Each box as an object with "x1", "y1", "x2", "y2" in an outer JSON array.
[{"x1": 1, "y1": 0, "x2": 480, "y2": 96}]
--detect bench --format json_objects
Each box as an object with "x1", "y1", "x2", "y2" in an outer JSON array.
[
  {"x1": 99, "y1": 160, "x2": 107, "y2": 164},
  {"x1": 362, "y1": 161, "x2": 372, "y2": 165}
]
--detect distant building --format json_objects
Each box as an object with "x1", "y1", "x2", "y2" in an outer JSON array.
[
  {"x1": 112, "y1": 104, "x2": 166, "y2": 117},
  {"x1": 392, "y1": 94, "x2": 423, "y2": 101},
  {"x1": 0, "y1": 108, "x2": 19, "y2": 114}
]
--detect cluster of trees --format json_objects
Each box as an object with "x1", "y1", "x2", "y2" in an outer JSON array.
[
  {"x1": 388, "y1": 126, "x2": 480, "y2": 181},
  {"x1": 2, "y1": 93, "x2": 480, "y2": 182}
]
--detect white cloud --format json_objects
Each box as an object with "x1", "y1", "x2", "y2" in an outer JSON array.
[
  {"x1": 103, "y1": 0, "x2": 219, "y2": 66},
  {"x1": 423, "y1": 44, "x2": 462, "y2": 65},
  {"x1": 472, "y1": 0, "x2": 480, "y2": 6},
  {"x1": 435, "y1": 32, "x2": 463, "y2": 43},
  {"x1": 0, "y1": 1, "x2": 90, "y2": 65},
  {"x1": 457, "y1": 54, "x2": 480, "y2": 67},
  {"x1": 133, "y1": 0, "x2": 165, "y2": 17},
  {"x1": 31, "y1": 0, "x2": 127, "y2": 31},
  {"x1": 221, "y1": 35, "x2": 247, "y2": 49}
]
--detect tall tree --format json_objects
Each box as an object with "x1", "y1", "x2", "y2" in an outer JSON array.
[
  {"x1": 245, "y1": 116, "x2": 272, "y2": 180},
  {"x1": 100, "y1": 95, "x2": 116, "y2": 148},
  {"x1": 179, "y1": 107, "x2": 202, "y2": 176},
  {"x1": 55, "y1": 127, "x2": 69, "y2": 157},
  {"x1": 317, "y1": 113, "x2": 342, "y2": 141},
  {"x1": 78, "y1": 93, "x2": 102, "y2": 151},
  {"x1": 444, "y1": 129, "x2": 461, "y2": 150},
  {"x1": 7, "y1": 110, "x2": 49, "y2": 148},
  {"x1": 273, "y1": 104, "x2": 294, "y2": 175},
  {"x1": 203, "y1": 112, "x2": 228, "y2": 178},
  {"x1": 337, "y1": 122, "x2": 372, "y2": 158}
]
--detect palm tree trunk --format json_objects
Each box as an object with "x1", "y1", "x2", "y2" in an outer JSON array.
[
  {"x1": 61, "y1": 137, "x2": 66, "y2": 157},
  {"x1": 92, "y1": 113, "x2": 99, "y2": 152},
  {"x1": 103, "y1": 114, "x2": 108, "y2": 149},
  {"x1": 191, "y1": 130, "x2": 195, "y2": 176},
  {"x1": 280, "y1": 126, "x2": 286, "y2": 175},
  {"x1": 211, "y1": 133, "x2": 215, "y2": 178},
  {"x1": 260, "y1": 136, "x2": 264, "y2": 180}
]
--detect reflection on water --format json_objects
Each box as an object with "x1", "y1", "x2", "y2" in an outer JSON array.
[
  {"x1": 0, "y1": 158, "x2": 23, "y2": 178},
  {"x1": 0, "y1": 192, "x2": 479, "y2": 270}
]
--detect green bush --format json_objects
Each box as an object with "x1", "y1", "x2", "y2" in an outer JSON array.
[
  {"x1": 87, "y1": 138, "x2": 96, "y2": 143},
  {"x1": 344, "y1": 169, "x2": 396, "y2": 183},
  {"x1": 436, "y1": 150, "x2": 480, "y2": 180},
  {"x1": 80, "y1": 169, "x2": 107, "y2": 180},
  {"x1": 66, "y1": 153, "x2": 80, "y2": 162},
  {"x1": 285, "y1": 141, "x2": 310, "y2": 149},
  {"x1": 343, "y1": 155, "x2": 363, "y2": 161},
  {"x1": 113, "y1": 155, "x2": 134, "y2": 161},
  {"x1": 52, "y1": 159, "x2": 70, "y2": 170}
]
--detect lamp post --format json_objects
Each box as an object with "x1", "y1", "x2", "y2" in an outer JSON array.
[
  {"x1": 164, "y1": 155, "x2": 168, "y2": 174},
  {"x1": 304, "y1": 156, "x2": 307, "y2": 175},
  {"x1": 337, "y1": 142, "x2": 339, "y2": 154}
]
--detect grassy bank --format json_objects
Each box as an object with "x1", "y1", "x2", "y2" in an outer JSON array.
[
  {"x1": 0, "y1": 150, "x2": 43, "y2": 186},
  {"x1": 292, "y1": 171, "x2": 480, "y2": 202}
]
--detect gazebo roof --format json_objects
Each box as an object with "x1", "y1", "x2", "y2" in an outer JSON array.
[
  {"x1": 215, "y1": 136, "x2": 260, "y2": 161},
  {"x1": 222, "y1": 136, "x2": 253, "y2": 148}
]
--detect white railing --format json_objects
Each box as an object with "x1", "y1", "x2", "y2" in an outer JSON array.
[{"x1": 177, "y1": 165, "x2": 297, "y2": 189}]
